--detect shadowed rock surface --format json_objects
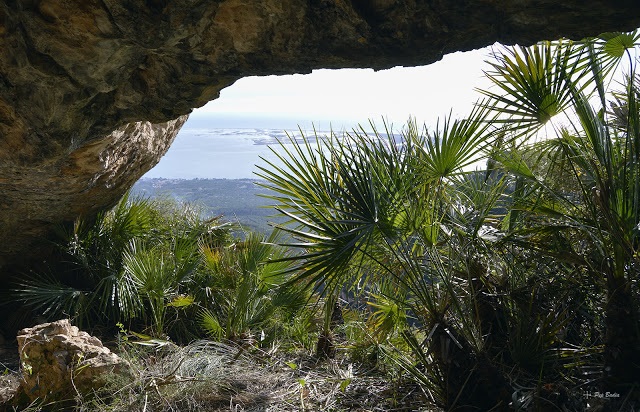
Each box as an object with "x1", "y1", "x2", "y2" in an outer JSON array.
[{"x1": 1, "y1": 0, "x2": 640, "y2": 271}]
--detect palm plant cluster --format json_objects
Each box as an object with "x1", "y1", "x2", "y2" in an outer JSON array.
[
  {"x1": 12, "y1": 195, "x2": 306, "y2": 345},
  {"x1": 256, "y1": 31, "x2": 640, "y2": 410},
  {"x1": 7, "y1": 30, "x2": 640, "y2": 411}
]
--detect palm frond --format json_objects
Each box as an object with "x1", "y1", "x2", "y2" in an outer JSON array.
[
  {"x1": 14, "y1": 272, "x2": 88, "y2": 321},
  {"x1": 416, "y1": 104, "x2": 495, "y2": 180},
  {"x1": 479, "y1": 41, "x2": 587, "y2": 139}
]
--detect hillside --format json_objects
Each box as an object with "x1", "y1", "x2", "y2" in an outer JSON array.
[{"x1": 131, "y1": 178, "x2": 278, "y2": 234}]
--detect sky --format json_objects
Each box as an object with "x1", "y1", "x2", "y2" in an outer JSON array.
[{"x1": 145, "y1": 44, "x2": 499, "y2": 179}]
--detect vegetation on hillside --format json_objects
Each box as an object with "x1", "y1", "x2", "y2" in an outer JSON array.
[
  {"x1": 4, "y1": 30, "x2": 640, "y2": 411},
  {"x1": 131, "y1": 178, "x2": 276, "y2": 234}
]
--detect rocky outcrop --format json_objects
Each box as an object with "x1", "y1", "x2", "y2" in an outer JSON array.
[
  {"x1": 15, "y1": 319, "x2": 132, "y2": 403},
  {"x1": 0, "y1": 115, "x2": 187, "y2": 268},
  {"x1": 0, "y1": 1, "x2": 639, "y2": 270}
]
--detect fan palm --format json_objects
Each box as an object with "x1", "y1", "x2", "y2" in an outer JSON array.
[
  {"x1": 257, "y1": 114, "x2": 531, "y2": 408},
  {"x1": 256, "y1": 33, "x2": 640, "y2": 407},
  {"x1": 482, "y1": 31, "x2": 640, "y2": 390},
  {"x1": 197, "y1": 230, "x2": 308, "y2": 343},
  {"x1": 15, "y1": 193, "x2": 159, "y2": 327},
  {"x1": 14, "y1": 194, "x2": 231, "y2": 338}
]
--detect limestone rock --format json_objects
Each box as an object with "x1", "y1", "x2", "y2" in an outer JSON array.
[
  {"x1": 16, "y1": 319, "x2": 131, "y2": 403},
  {"x1": 0, "y1": 1, "x2": 639, "y2": 272}
]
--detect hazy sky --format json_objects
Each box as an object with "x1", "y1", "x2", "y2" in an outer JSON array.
[{"x1": 187, "y1": 44, "x2": 496, "y2": 131}]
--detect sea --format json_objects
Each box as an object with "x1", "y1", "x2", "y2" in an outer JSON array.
[
  {"x1": 143, "y1": 117, "x2": 402, "y2": 180},
  {"x1": 143, "y1": 127, "x2": 305, "y2": 179}
]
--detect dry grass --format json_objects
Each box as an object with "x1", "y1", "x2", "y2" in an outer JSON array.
[
  {"x1": 0, "y1": 338, "x2": 438, "y2": 411},
  {"x1": 100, "y1": 340, "x2": 437, "y2": 412}
]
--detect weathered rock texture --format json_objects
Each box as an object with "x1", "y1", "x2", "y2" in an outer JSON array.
[
  {"x1": 0, "y1": 1, "x2": 640, "y2": 269},
  {"x1": 16, "y1": 319, "x2": 131, "y2": 403}
]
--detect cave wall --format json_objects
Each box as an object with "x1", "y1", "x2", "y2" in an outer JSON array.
[{"x1": 1, "y1": 0, "x2": 639, "y2": 270}]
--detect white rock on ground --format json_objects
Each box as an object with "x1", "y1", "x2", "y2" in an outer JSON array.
[{"x1": 16, "y1": 319, "x2": 132, "y2": 403}]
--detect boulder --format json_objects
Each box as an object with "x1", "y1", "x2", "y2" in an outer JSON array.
[{"x1": 16, "y1": 319, "x2": 131, "y2": 403}]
